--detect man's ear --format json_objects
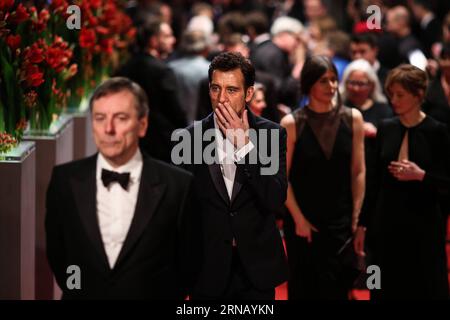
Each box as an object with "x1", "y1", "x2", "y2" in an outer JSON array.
[
  {"x1": 245, "y1": 86, "x2": 255, "y2": 103},
  {"x1": 149, "y1": 35, "x2": 158, "y2": 50},
  {"x1": 139, "y1": 116, "x2": 148, "y2": 138},
  {"x1": 374, "y1": 46, "x2": 379, "y2": 56}
]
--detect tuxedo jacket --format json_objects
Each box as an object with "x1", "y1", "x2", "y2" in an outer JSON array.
[
  {"x1": 115, "y1": 53, "x2": 187, "y2": 162},
  {"x1": 177, "y1": 110, "x2": 289, "y2": 296},
  {"x1": 250, "y1": 40, "x2": 300, "y2": 107},
  {"x1": 45, "y1": 152, "x2": 200, "y2": 299}
]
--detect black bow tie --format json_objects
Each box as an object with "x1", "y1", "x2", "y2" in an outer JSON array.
[{"x1": 101, "y1": 169, "x2": 130, "y2": 190}]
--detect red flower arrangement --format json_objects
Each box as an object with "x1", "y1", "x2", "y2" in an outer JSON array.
[
  {"x1": 66, "y1": 0, "x2": 136, "y2": 112},
  {"x1": 0, "y1": 1, "x2": 78, "y2": 151},
  {"x1": 1, "y1": 0, "x2": 136, "y2": 152}
]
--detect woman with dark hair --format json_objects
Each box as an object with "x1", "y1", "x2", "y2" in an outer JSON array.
[
  {"x1": 280, "y1": 55, "x2": 366, "y2": 299},
  {"x1": 362, "y1": 64, "x2": 450, "y2": 299}
]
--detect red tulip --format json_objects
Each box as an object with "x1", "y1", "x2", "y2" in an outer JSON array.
[
  {"x1": 79, "y1": 28, "x2": 96, "y2": 49},
  {"x1": 100, "y1": 38, "x2": 114, "y2": 54},
  {"x1": 50, "y1": 0, "x2": 68, "y2": 14},
  {"x1": 46, "y1": 37, "x2": 73, "y2": 72},
  {"x1": 23, "y1": 64, "x2": 45, "y2": 87},
  {"x1": 90, "y1": 0, "x2": 102, "y2": 10},
  {"x1": 0, "y1": 0, "x2": 15, "y2": 12},
  {"x1": 6, "y1": 34, "x2": 21, "y2": 51},
  {"x1": 23, "y1": 42, "x2": 45, "y2": 64},
  {"x1": 32, "y1": 8, "x2": 50, "y2": 33},
  {"x1": 6, "y1": 4, "x2": 29, "y2": 25}
]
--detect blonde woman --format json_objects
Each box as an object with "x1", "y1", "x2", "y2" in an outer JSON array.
[{"x1": 363, "y1": 64, "x2": 450, "y2": 299}]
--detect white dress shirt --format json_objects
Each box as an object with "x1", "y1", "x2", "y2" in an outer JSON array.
[
  {"x1": 96, "y1": 149, "x2": 143, "y2": 268},
  {"x1": 213, "y1": 115, "x2": 254, "y2": 199},
  {"x1": 420, "y1": 13, "x2": 434, "y2": 29}
]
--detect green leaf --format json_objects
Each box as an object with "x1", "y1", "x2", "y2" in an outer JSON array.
[
  {"x1": 0, "y1": 98, "x2": 5, "y2": 133},
  {"x1": 0, "y1": 45, "x2": 18, "y2": 134}
]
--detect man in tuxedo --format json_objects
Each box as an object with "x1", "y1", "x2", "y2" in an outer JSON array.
[
  {"x1": 174, "y1": 52, "x2": 288, "y2": 299},
  {"x1": 115, "y1": 17, "x2": 186, "y2": 163},
  {"x1": 250, "y1": 16, "x2": 303, "y2": 108},
  {"x1": 45, "y1": 77, "x2": 198, "y2": 299}
]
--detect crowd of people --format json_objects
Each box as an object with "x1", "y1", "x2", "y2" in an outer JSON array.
[{"x1": 45, "y1": 0, "x2": 450, "y2": 300}]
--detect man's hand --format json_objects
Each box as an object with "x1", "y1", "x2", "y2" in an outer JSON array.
[{"x1": 215, "y1": 102, "x2": 250, "y2": 149}]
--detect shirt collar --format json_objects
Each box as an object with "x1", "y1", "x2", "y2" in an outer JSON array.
[
  {"x1": 372, "y1": 60, "x2": 380, "y2": 72},
  {"x1": 421, "y1": 13, "x2": 434, "y2": 29},
  {"x1": 96, "y1": 149, "x2": 143, "y2": 184},
  {"x1": 254, "y1": 33, "x2": 271, "y2": 45}
]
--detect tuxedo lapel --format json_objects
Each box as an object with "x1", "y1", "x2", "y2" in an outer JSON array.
[
  {"x1": 114, "y1": 156, "x2": 166, "y2": 269},
  {"x1": 204, "y1": 113, "x2": 231, "y2": 206},
  {"x1": 70, "y1": 154, "x2": 110, "y2": 270},
  {"x1": 230, "y1": 171, "x2": 243, "y2": 204},
  {"x1": 208, "y1": 164, "x2": 231, "y2": 205}
]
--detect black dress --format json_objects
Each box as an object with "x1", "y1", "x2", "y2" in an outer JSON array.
[
  {"x1": 366, "y1": 116, "x2": 450, "y2": 299},
  {"x1": 345, "y1": 101, "x2": 394, "y2": 227},
  {"x1": 284, "y1": 105, "x2": 356, "y2": 299}
]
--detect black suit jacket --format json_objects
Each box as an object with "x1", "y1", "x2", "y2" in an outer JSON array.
[
  {"x1": 175, "y1": 110, "x2": 289, "y2": 296},
  {"x1": 418, "y1": 17, "x2": 442, "y2": 58},
  {"x1": 423, "y1": 75, "x2": 450, "y2": 134},
  {"x1": 250, "y1": 40, "x2": 300, "y2": 107},
  {"x1": 115, "y1": 53, "x2": 187, "y2": 162},
  {"x1": 45, "y1": 152, "x2": 199, "y2": 299}
]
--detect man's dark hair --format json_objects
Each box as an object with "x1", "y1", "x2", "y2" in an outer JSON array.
[
  {"x1": 89, "y1": 77, "x2": 149, "y2": 119},
  {"x1": 208, "y1": 52, "x2": 255, "y2": 89},
  {"x1": 246, "y1": 11, "x2": 269, "y2": 36},
  {"x1": 217, "y1": 12, "x2": 247, "y2": 42},
  {"x1": 135, "y1": 17, "x2": 163, "y2": 52},
  {"x1": 350, "y1": 32, "x2": 379, "y2": 48},
  {"x1": 180, "y1": 30, "x2": 208, "y2": 55},
  {"x1": 412, "y1": 0, "x2": 433, "y2": 12}
]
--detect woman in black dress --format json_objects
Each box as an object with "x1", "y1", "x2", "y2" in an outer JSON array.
[
  {"x1": 281, "y1": 56, "x2": 366, "y2": 299},
  {"x1": 361, "y1": 64, "x2": 450, "y2": 299},
  {"x1": 340, "y1": 59, "x2": 394, "y2": 252}
]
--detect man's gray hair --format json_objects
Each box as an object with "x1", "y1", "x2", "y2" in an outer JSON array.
[
  {"x1": 89, "y1": 77, "x2": 149, "y2": 119},
  {"x1": 180, "y1": 30, "x2": 208, "y2": 54},
  {"x1": 270, "y1": 16, "x2": 304, "y2": 36}
]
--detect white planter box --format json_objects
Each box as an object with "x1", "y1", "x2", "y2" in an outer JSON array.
[
  {"x1": 0, "y1": 142, "x2": 36, "y2": 299},
  {"x1": 23, "y1": 115, "x2": 74, "y2": 300}
]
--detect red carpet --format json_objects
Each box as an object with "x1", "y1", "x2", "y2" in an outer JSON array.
[{"x1": 275, "y1": 216, "x2": 450, "y2": 300}]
